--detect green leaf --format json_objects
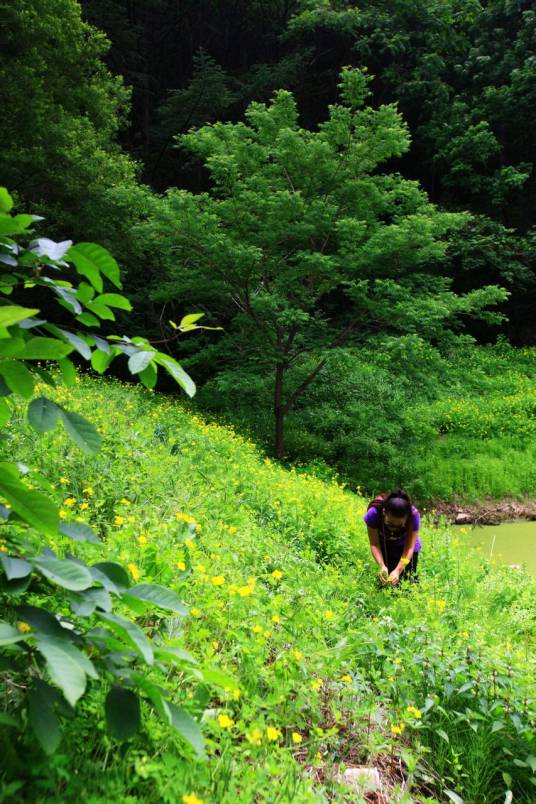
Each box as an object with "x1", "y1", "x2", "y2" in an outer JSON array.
[
  {"x1": 58, "y1": 329, "x2": 91, "y2": 360},
  {"x1": 0, "y1": 305, "x2": 39, "y2": 327},
  {"x1": 0, "y1": 621, "x2": 27, "y2": 645},
  {"x1": 86, "y1": 300, "x2": 115, "y2": 320},
  {"x1": 0, "y1": 359, "x2": 35, "y2": 398},
  {"x1": 0, "y1": 712, "x2": 19, "y2": 728},
  {"x1": 58, "y1": 358, "x2": 76, "y2": 386},
  {"x1": 105, "y1": 688, "x2": 140, "y2": 740},
  {"x1": 92, "y1": 562, "x2": 130, "y2": 591},
  {"x1": 68, "y1": 588, "x2": 112, "y2": 616},
  {"x1": 180, "y1": 313, "x2": 204, "y2": 328},
  {"x1": 21, "y1": 338, "x2": 73, "y2": 360},
  {"x1": 0, "y1": 188, "x2": 13, "y2": 213},
  {"x1": 0, "y1": 555, "x2": 32, "y2": 580},
  {"x1": 154, "y1": 355, "x2": 196, "y2": 397},
  {"x1": 28, "y1": 680, "x2": 62, "y2": 754},
  {"x1": 28, "y1": 397, "x2": 60, "y2": 433},
  {"x1": 167, "y1": 702, "x2": 205, "y2": 757},
  {"x1": 98, "y1": 612, "x2": 153, "y2": 664},
  {"x1": 436, "y1": 729, "x2": 450, "y2": 743},
  {"x1": 200, "y1": 668, "x2": 239, "y2": 690},
  {"x1": 0, "y1": 397, "x2": 10, "y2": 427},
  {"x1": 76, "y1": 312, "x2": 100, "y2": 327},
  {"x1": 139, "y1": 361, "x2": 157, "y2": 389},
  {"x1": 67, "y1": 243, "x2": 121, "y2": 290},
  {"x1": 35, "y1": 637, "x2": 87, "y2": 706},
  {"x1": 154, "y1": 646, "x2": 197, "y2": 666},
  {"x1": 128, "y1": 350, "x2": 156, "y2": 375},
  {"x1": 0, "y1": 338, "x2": 25, "y2": 357},
  {"x1": 58, "y1": 408, "x2": 101, "y2": 454},
  {"x1": 59, "y1": 521, "x2": 100, "y2": 544},
  {"x1": 95, "y1": 293, "x2": 132, "y2": 311},
  {"x1": 91, "y1": 349, "x2": 112, "y2": 374},
  {"x1": 123, "y1": 583, "x2": 188, "y2": 615},
  {"x1": 32, "y1": 557, "x2": 94, "y2": 591},
  {"x1": 0, "y1": 465, "x2": 59, "y2": 535}
]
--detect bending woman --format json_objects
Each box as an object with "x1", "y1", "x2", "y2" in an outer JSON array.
[{"x1": 364, "y1": 489, "x2": 421, "y2": 586}]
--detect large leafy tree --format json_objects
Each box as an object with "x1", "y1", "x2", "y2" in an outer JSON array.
[
  {"x1": 0, "y1": 0, "x2": 141, "y2": 246},
  {"x1": 143, "y1": 68, "x2": 506, "y2": 456}
]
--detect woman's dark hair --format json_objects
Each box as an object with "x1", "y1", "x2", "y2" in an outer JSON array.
[{"x1": 383, "y1": 488, "x2": 412, "y2": 519}]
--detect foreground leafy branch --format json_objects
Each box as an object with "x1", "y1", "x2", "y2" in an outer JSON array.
[{"x1": 0, "y1": 188, "x2": 217, "y2": 755}]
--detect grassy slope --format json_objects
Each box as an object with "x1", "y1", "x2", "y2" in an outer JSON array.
[{"x1": 5, "y1": 374, "x2": 536, "y2": 803}]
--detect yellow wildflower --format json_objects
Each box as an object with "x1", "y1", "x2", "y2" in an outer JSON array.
[
  {"x1": 311, "y1": 679, "x2": 323, "y2": 691},
  {"x1": 323, "y1": 609, "x2": 335, "y2": 621},
  {"x1": 211, "y1": 575, "x2": 225, "y2": 587},
  {"x1": 64, "y1": 498, "x2": 76, "y2": 507},
  {"x1": 137, "y1": 534, "x2": 148, "y2": 547},
  {"x1": 191, "y1": 607, "x2": 201, "y2": 618},
  {"x1": 271, "y1": 569, "x2": 283, "y2": 580},
  {"x1": 59, "y1": 477, "x2": 69, "y2": 485},
  {"x1": 263, "y1": 630, "x2": 272, "y2": 639},
  {"x1": 176, "y1": 561, "x2": 186, "y2": 571},
  {"x1": 80, "y1": 502, "x2": 89, "y2": 511},
  {"x1": 120, "y1": 498, "x2": 130, "y2": 506},
  {"x1": 390, "y1": 723, "x2": 406, "y2": 736},
  {"x1": 232, "y1": 689, "x2": 241, "y2": 700},
  {"x1": 406, "y1": 706, "x2": 422, "y2": 719},
  {"x1": 266, "y1": 726, "x2": 281, "y2": 741},
  {"x1": 127, "y1": 563, "x2": 141, "y2": 581},
  {"x1": 292, "y1": 649, "x2": 303, "y2": 661},
  {"x1": 246, "y1": 728, "x2": 263, "y2": 746},
  {"x1": 59, "y1": 510, "x2": 67, "y2": 520},
  {"x1": 228, "y1": 526, "x2": 237, "y2": 534},
  {"x1": 18, "y1": 622, "x2": 32, "y2": 633},
  {"x1": 238, "y1": 584, "x2": 253, "y2": 597},
  {"x1": 218, "y1": 714, "x2": 234, "y2": 730},
  {"x1": 341, "y1": 675, "x2": 352, "y2": 684},
  {"x1": 114, "y1": 515, "x2": 125, "y2": 526},
  {"x1": 271, "y1": 614, "x2": 281, "y2": 624},
  {"x1": 82, "y1": 487, "x2": 93, "y2": 496},
  {"x1": 292, "y1": 732, "x2": 303, "y2": 744},
  {"x1": 183, "y1": 795, "x2": 203, "y2": 804},
  {"x1": 252, "y1": 624, "x2": 262, "y2": 634}
]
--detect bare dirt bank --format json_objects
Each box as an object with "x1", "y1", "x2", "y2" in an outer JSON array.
[{"x1": 431, "y1": 499, "x2": 536, "y2": 525}]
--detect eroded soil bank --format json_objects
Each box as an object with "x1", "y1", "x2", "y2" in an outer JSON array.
[{"x1": 432, "y1": 499, "x2": 536, "y2": 525}]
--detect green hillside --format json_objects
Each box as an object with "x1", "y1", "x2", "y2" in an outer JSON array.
[{"x1": 3, "y1": 373, "x2": 535, "y2": 803}]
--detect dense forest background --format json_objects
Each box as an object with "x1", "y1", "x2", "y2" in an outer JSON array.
[{"x1": 2, "y1": 0, "x2": 536, "y2": 495}]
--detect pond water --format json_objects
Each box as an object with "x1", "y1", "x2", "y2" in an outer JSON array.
[{"x1": 456, "y1": 520, "x2": 536, "y2": 577}]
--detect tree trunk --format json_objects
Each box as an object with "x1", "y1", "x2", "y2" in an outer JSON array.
[{"x1": 274, "y1": 361, "x2": 285, "y2": 458}]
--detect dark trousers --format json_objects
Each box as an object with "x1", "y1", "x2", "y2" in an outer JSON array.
[{"x1": 381, "y1": 542, "x2": 419, "y2": 581}]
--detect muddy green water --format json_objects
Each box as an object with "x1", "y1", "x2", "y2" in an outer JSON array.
[{"x1": 456, "y1": 520, "x2": 536, "y2": 576}]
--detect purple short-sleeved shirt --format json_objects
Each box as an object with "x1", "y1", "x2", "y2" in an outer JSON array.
[{"x1": 364, "y1": 505, "x2": 422, "y2": 552}]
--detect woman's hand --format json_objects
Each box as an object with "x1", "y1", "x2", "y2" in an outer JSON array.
[
  {"x1": 388, "y1": 567, "x2": 401, "y2": 586},
  {"x1": 378, "y1": 565, "x2": 389, "y2": 586}
]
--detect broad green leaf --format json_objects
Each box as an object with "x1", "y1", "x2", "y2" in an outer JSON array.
[
  {"x1": 155, "y1": 355, "x2": 196, "y2": 398},
  {"x1": 28, "y1": 681, "x2": 62, "y2": 754},
  {"x1": 21, "y1": 337, "x2": 73, "y2": 360},
  {"x1": 154, "y1": 646, "x2": 197, "y2": 666},
  {"x1": 139, "y1": 361, "x2": 157, "y2": 389},
  {"x1": 98, "y1": 612, "x2": 153, "y2": 664},
  {"x1": 180, "y1": 313, "x2": 204, "y2": 328},
  {"x1": 0, "y1": 187, "x2": 13, "y2": 213},
  {"x1": 128, "y1": 350, "x2": 156, "y2": 375},
  {"x1": 67, "y1": 243, "x2": 121, "y2": 290},
  {"x1": 68, "y1": 587, "x2": 112, "y2": 616},
  {"x1": 76, "y1": 312, "x2": 100, "y2": 327},
  {"x1": 75, "y1": 282, "x2": 95, "y2": 304},
  {"x1": 91, "y1": 349, "x2": 112, "y2": 374},
  {"x1": 0, "y1": 465, "x2": 58, "y2": 535},
  {"x1": 27, "y1": 397, "x2": 60, "y2": 433},
  {"x1": 58, "y1": 329, "x2": 91, "y2": 360},
  {"x1": 86, "y1": 300, "x2": 115, "y2": 320},
  {"x1": 95, "y1": 293, "x2": 132, "y2": 311},
  {"x1": 131, "y1": 673, "x2": 170, "y2": 719},
  {"x1": 33, "y1": 365, "x2": 56, "y2": 387},
  {"x1": 32, "y1": 557, "x2": 93, "y2": 591},
  {"x1": 16, "y1": 604, "x2": 72, "y2": 639},
  {"x1": 59, "y1": 521, "x2": 100, "y2": 544},
  {"x1": 167, "y1": 702, "x2": 204, "y2": 757},
  {"x1": 0, "y1": 621, "x2": 27, "y2": 645},
  {"x1": 201, "y1": 668, "x2": 239, "y2": 690},
  {"x1": 0, "y1": 305, "x2": 39, "y2": 327},
  {"x1": 0, "y1": 397, "x2": 10, "y2": 427},
  {"x1": 0, "y1": 359, "x2": 34, "y2": 398},
  {"x1": 58, "y1": 408, "x2": 101, "y2": 454},
  {"x1": 0, "y1": 338, "x2": 25, "y2": 357},
  {"x1": 58, "y1": 358, "x2": 76, "y2": 386},
  {"x1": 105, "y1": 688, "x2": 140, "y2": 740},
  {"x1": 92, "y1": 562, "x2": 130, "y2": 591},
  {"x1": 123, "y1": 583, "x2": 188, "y2": 615},
  {"x1": 0, "y1": 555, "x2": 32, "y2": 580},
  {"x1": 35, "y1": 637, "x2": 87, "y2": 706},
  {"x1": 0, "y1": 712, "x2": 19, "y2": 728}
]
